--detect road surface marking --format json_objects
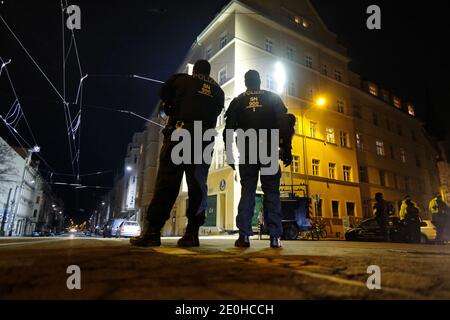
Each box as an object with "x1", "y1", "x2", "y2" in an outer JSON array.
[
  {"x1": 293, "y1": 269, "x2": 426, "y2": 299},
  {"x1": 0, "y1": 238, "x2": 69, "y2": 248}
]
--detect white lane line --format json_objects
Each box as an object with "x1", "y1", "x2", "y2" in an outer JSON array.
[
  {"x1": 293, "y1": 269, "x2": 426, "y2": 299},
  {"x1": 0, "y1": 238, "x2": 70, "y2": 248}
]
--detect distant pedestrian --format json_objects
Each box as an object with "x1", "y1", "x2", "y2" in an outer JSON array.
[{"x1": 402, "y1": 196, "x2": 421, "y2": 243}]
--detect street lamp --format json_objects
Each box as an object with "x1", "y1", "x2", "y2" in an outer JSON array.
[
  {"x1": 274, "y1": 62, "x2": 286, "y2": 94},
  {"x1": 126, "y1": 166, "x2": 132, "y2": 172}
]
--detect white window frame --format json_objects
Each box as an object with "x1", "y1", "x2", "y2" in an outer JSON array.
[
  {"x1": 219, "y1": 33, "x2": 228, "y2": 49},
  {"x1": 326, "y1": 128, "x2": 335, "y2": 144},
  {"x1": 305, "y1": 55, "x2": 313, "y2": 68},
  {"x1": 310, "y1": 121, "x2": 317, "y2": 138},
  {"x1": 312, "y1": 159, "x2": 320, "y2": 176},
  {"x1": 376, "y1": 140, "x2": 385, "y2": 156},
  {"x1": 265, "y1": 38, "x2": 273, "y2": 53},
  {"x1": 343, "y1": 165, "x2": 352, "y2": 182},
  {"x1": 328, "y1": 163, "x2": 336, "y2": 180},
  {"x1": 286, "y1": 46, "x2": 295, "y2": 61},
  {"x1": 218, "y1": 66, "x2": 227, "y2": 85}
]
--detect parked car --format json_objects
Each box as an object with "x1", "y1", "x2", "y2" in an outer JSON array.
[
  {"x1": 116, "y1": 221, "x2": 141, "y2": 238},
  {"x1": 419, "y1": 220, "x2": 437, "y2": 244},
  {"x1": 345, "y1": 217, "x2": 436, "y2": 244},
  {"x1": 103, "y1": 218, "x2": 125, "y2": 238}
]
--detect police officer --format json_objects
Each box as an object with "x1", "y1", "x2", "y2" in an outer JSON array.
[
  {"x1": 224, "y1": 70, "x2": 293, "y2": 248},
  {"x1": 131, "y1": 60, "x2": 225, "y2": 247},
  {"x1": 400, "y1": 196, "x2": 421, "y2": 243},
  {"x1": 429, "y1": 193, "x2": 449, "y2": 244},
  {"x1": 373, "y1": 192, "x2": 390, "y2": 242}
]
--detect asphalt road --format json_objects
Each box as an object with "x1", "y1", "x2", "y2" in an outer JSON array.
[{"x1": 1, "y1": 233, "x2": 450, "y2": 300}]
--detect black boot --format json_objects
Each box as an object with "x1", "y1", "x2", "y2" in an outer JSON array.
[
  {"x1": 235, "y1": 234, "x2": 250, "y2": 248},
  {"x1": 130, "y1": 228, "x2": 161, "y2": 247},
  {"x1": 178, "y1": 225, "x2": 200, "y2": 247},
  {"x1": 270, "y1": 236, "x2": 282, "y2": 248}
]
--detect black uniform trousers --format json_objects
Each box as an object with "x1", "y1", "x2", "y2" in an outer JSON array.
[
  {"x1": 237, "y1": 164, "x2": 283, "y2": 238},
  {"x1": 145, "y1": 133, "x2": 211, "y2": 233}
]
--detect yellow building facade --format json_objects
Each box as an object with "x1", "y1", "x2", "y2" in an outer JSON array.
[{"x1": 138, "y1": 0, "x2": 441, "y2": 238}]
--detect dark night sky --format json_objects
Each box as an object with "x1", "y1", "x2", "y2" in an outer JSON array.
[{"x1": 1, "y1": 1, "x2": 449, "y2": 222}]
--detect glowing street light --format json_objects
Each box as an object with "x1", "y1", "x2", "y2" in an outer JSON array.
[
  {"x1": 126, "y1": 166, "x2": 132, "y2": 172},
  {"x1": 274, "y1": 62, "x2": 286, "y2": 94},
  {"x1": 315, "y1": 96, "x2": 327, "y2": 107}
]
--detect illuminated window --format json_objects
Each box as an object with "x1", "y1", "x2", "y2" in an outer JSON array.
[
  {"x1": 393, "y1": 96, "x2": 401, "y2": 109},
  {"x1": 312, "y1": 159, "x2": 320, "y2": 176},
  {"x1": 356, "y1": 133, "x2": 363, "y2": 150},
  {"x1": 265, "y1": 38, "x2": 273, "y2": 53},
  {"x1": 334, "y1": 69, "x2": 342, "y2": 82},
  {"x1": 292, "y1": 156, "x2": 300, "y2": 173},
  {"x1": 286, "y1": 47, "x2": 294, "y2": 61},
  {"x1": 340, "y1": 131, "x2": 349, "y2": 147},
  {"x1": 293, "y1": 15, "x2": 309, "y2": 28},
  {"x1": 376, "y1": 140, "x2": 385, "y2": 156},
  {"x1": 346, "y1": 202, "x2": 355, "y2": 216},
  {"x1": 369, "y1": 84, "x2": 378, "y2": 96},
  {"x1": 218, "y1": 67, "x2": 227, "y2": 85},
  {"x1": 266, "y1": 74, "x2": 275, "y2": 91},
  {"x1": 288, "y1": 81, "x2": 295, "y2": 96},
  {"x1": 321, "y1": 64, "x2": 328, "y2": 76},
  {"x1": 328, "y1": 163, "x2": 336, "y2": 179},
  {"x1": 400, "y1": 148, "x2": 407, "y2": 163},
  {"x1": 326, "y1": 128, "x2": 335, "y2": 144},
  {"x1": 342, "y1": 166, "x2": 352, "y2": 182},
  {"x1": 407, "y1": 104, "x2": 415, "y2": 116},
  {"x1": 337, "y1": 99, "x2": 345, "y2": 113},
  {"x1": 305, "y1": 55, "x2": 313, "y2": 68},
  {"x1": 219, "y1": 34, "x2": 228, "y2": 49},
  {"x1": 310, "y1": 121, "x2": 317, "y2": 138}
]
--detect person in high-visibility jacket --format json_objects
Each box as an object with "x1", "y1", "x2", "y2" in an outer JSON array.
[
  {"x1": 429, "y1": 193, "x2": 449, "y2": 244},
  {"x1": 399, "y1": 195, "x2": 420, "y2": 220}
]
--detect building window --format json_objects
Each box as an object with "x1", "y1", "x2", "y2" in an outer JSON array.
[
  {"x1": 288, "y1": 81, "x2": 295, "y2": 96},
  {"x1": 206, "y1": 46, "x2": 212, "y2": 60},
  {"x1": 376, "y1": 140, "x2": 385, "y2": 156},
  {"x1": 321, "y1": 64, "x2": 328, "y2": 76},
  {"x1": 219, "y1": 33, "x2": 228, "y2": 49},
  {"x1": 293, "y1": 15, "x2": 309, "y2": 28},
  {"x1": 134, "y1": 155, "x2": 138, "y2": 164},
  {"x1": 315, "y1": 199, "x2": 323, "y2": 217},
  {"x1": 359, "y1": 166, "x2": 368, "y2": 183},
  {"x1": 310, "y1": 121, "x2": 317, "y2": 138},
  {"x1": 353, "y1": 105, "x2": 361, "y2": 118},
  {"x1": 415, "y1": 154, "x2": 422, "y2": 168},
  {"x1": 36, "y1": 196, "x2": 40, "y2": 204},
  {"x1": 381, "y1": 90, "x2": 390, "y2": 102},
  {"x1": 343, "y1": 166, "x2": 352, "y2": 182},
  {"x1": 218, "y1": 67, "x2": 227, "y2": 85},
  {"x1": 373, "y1": 112, "x2": 379, "y2": 126},
  {"x1": 292, "y1": 155, "x2": 300, "y2": 173},
  {"x1": 312, "y1": 159, "x2": 320, "y2": 176},
  {"x1": 337, "y1": 99, "x2": 345, "y2": 113},
  {"x1": 294, "y1": 115, "x2": 300, "y2": 134},
  {"x1": 356, "y1": 133, "x2": 364, "y2": 151},
  {"x1": 265, "y1": 38, "x2": 273, "y2": 53},
  {"x1": 339, "y1": 131, "x2": 349, "y2": 147},
  {"x1": 286, "y1": 47, "x2": 294, "y2": 61},
  {"x1": 332, "y1": 201, "x2": 339, "y2": 218},
  {"x1": 305, "y1": 55, "x2": 313, "y2": 68},
  {"x1": 390, "y1": 144, "x2": 395, "y2": 159},
  {"x1": 266, "y1": 74, "x2": 275, "y2": 91},
  {"x1": 328, "y1": 163, "x2": 336, "y2": 179},
  {"x1": 334, "y1": 69, "x2": 342, "y2": 82},
  {"x1": 397, "y1": 124, "x2": 403, "y2": 136},
  {"x1": 346, "y1": 202, "x2": 355, "y2": 217},
  {"x1": 326, "y1": 128, "x2": 335, "y2": 144},
  {"x1": 400, "y1": 148, "x2": 407, "y2": 163},
  {"x1": 369, "y1": 84, "x2": 378, "y2": 96},
  {"x1": 407, "y1": 104, "x2": 415, "y2": 116},
  {"x1": 33, "y1": 209, "x2": 38, "y2": 218},
  {"x1": 379, "y1": 170, "x2": 387, "y2": 187},
  {"x1": 393, "y1": 96, "x2": 401, "y2": 109}
]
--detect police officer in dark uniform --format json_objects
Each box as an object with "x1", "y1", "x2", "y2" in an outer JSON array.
[
  {"x1": 224, "y1": 70, "x2": 293, "y2": 248},
  {"x1": 373, "y1": 192, "x2": 390, "y2": 242},
  {"x1": 131, "y1": 60, "x2": 225, "y2": 247}
]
